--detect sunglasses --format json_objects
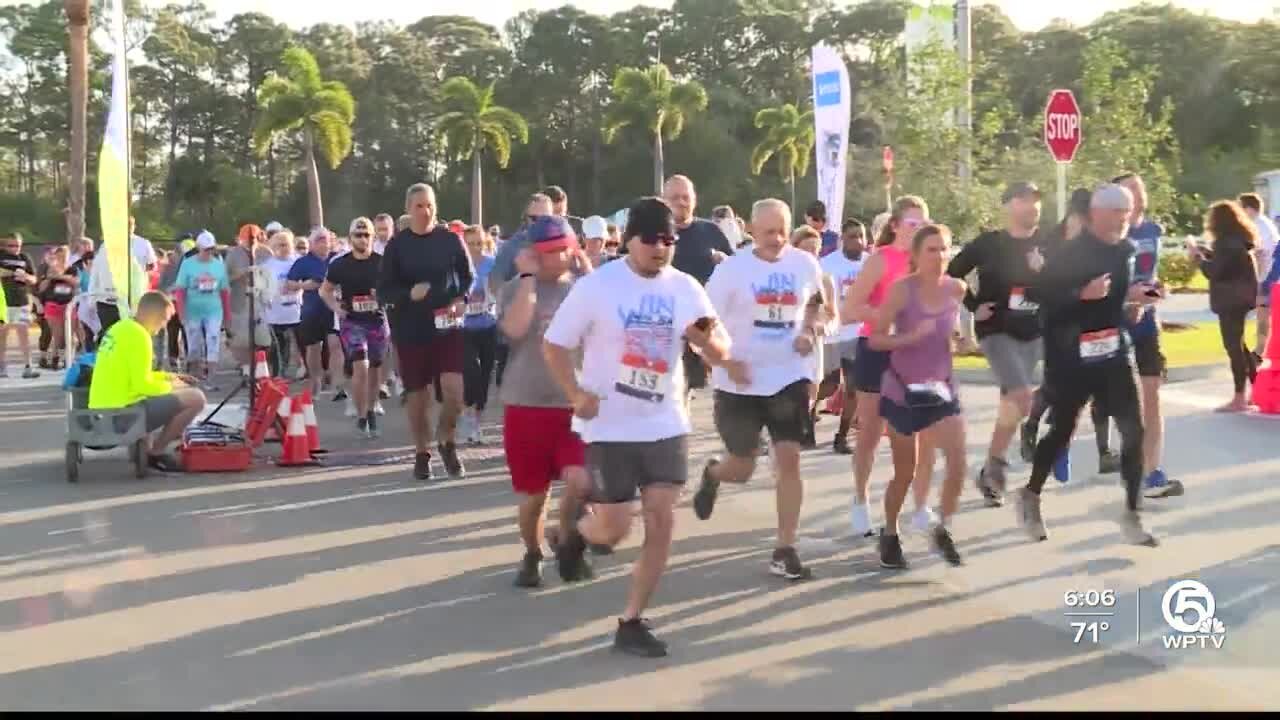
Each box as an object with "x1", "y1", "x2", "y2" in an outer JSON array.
[
  {"x1": 352, "y1": 232, "x2": 371, "y2": 239},
  {"x1": 638, "y1": 233, "x2": 676, "y2": 247}
]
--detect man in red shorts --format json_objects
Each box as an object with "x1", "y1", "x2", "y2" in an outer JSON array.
[
  {"x1": 378, "y1": 183, "x2": 475, "y2": 480},
  {"x1": 497, "y1": 216, "x2": 591, "y2": 587}
]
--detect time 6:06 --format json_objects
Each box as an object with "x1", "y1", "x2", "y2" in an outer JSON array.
[{"x1": 1064, "y1": 590, "x2": 1116, "y2": 607}]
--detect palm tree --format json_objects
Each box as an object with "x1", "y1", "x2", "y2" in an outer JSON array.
[
  {"x1": 602, "y1": 63, "x2": 708, "y2": 194},
  {"x1": 253, "y1": 47, "x2": 355, "y2": 229},
  {"x1": 750, "y1": 103, "x2": 815, "y2": 214},
  {"x1": 64, "y1": 0, "x2": 90, "y2": 243},
  {"x1": 434, "y1": 77, "x2": 529, "y2": 226}
]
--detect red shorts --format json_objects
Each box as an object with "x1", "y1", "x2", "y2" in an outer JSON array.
[
  {"x1": 504, "y1": 405, "x2": 586, "y2": 495},
  {"x1": 395, "y1": 331, "x2": 465, "y2": 392}
]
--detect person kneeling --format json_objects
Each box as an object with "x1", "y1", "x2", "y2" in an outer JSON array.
[{"x1": 89, "y1": 291, "x2": 207, "y2": 472}]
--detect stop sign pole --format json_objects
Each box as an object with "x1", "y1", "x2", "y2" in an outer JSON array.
[{"x1": 1043, "y1": 89, "x2": 1083, "y2": 221}]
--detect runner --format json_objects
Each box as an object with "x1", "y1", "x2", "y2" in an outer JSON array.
[
  {"x1": 691, "y1": 198, "x2": 822, "y2": 581},
  {"x1": 373, "y1": 212, "x2": 402, "y2": 398},
  {"x1": 543, "y1": 196, "x2": 731, "y2": 658},
  {"x1": 1107, "y1": 172, "x2": 1183, "y2": 499},
  {"x1": 36, "y1": 247, "x2": 77, "y2": 370},
  {"x1": 322, "y1": 217, "x2": 390, "y2": 438},
  {"x1": 665, "y1": 175, "x2": 734, "y2": 407},
  {"x1": 379, "y1": 183, "x2": 474, "y2": 481},
  {"x1": 0, "y1": 233, "x2": 40, "y2": 378},
  {"x1": 497, "y1": 216, "x2": 590, "y2": 587},
  {"x1": 871, "y1": 223, "x2": 967, "y2": 567},
  {"x1": 490, "y1": 193, "x2": 554, "y2": 288},
  {"x1": 224, "y1": 224, "x2": 273, "y2": 377},
  {"x1": 788, "y1": 224, "x2": 837, "y2": 448},
  {"x1": 582, "y1": 216, "x2": 612, "y2": 268},
  {"x1": 841, "y1": 195, "x2": 928, "y2": 536},
  {"x1": 1239, "y1": 193, "x2": 1278, "y2": 354},
  {"x1": 461, "y1": 224, "x2": 498, "y2": 444},
  {"x1": 288, "y1": 228, "x2": 345, "y2": 400},
  {"x1": 171, "y1": 231, "x2": 230, "y2": 387},
  {"x1": 946, "y1": 182, "x2": 1049, "y2": 505},
  {"x1": 819, "y1": 219, "x2": 867, "y2": 454},
  {"x1": 804, "y1": 200, "x2": 841, "y2": 257},
  {"x1": 262, "y1": 230, "x2": 302, "y2": 378},
  {"x1": 1016, "y1": 183, "x2": 1159, "y2": 546}
]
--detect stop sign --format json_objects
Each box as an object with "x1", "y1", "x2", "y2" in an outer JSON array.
[{"x1": 1043, "y1": 89, "x2": 1082, "y2": 163}]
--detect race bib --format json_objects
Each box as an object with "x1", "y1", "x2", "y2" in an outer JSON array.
[
  {"x1": 197, "y1": 276, "x2": 216, "y2": 292},
  {"x1": 754, "y1": 295, "x2": 796, "y2": 330},
  {"x1": 434, "y1": 308, "x2": 461, "y2": 330},
  {"x1": 53, "y1": 284, "x2": 73, "y2": 297},
  {"x1": 1080, "y1": 328, "x2": 1121, "y2": 362},
  {"x1": 466, "y1": 301, "x2": 492, "y2": 316},
  {"x1": 1008, "y1": 287, "x2": 1039, "y2": 312},
  {"x1": 352, "y1": 295, "x2": 377, "y2": 313},
  {"x1": 907, "y1": 381, "x2": 953, "y2": 403},
  {"x1": 615, "y1": 355, "x2": 672, "y2": 403}
]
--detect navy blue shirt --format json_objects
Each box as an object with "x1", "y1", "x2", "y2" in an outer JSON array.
[
  {"x1": 288, "y1": 252, "x2": 331, "y2": 319},
  {"x1": 1126, "y1": 220, "x2": 1163, "y2": 339}
]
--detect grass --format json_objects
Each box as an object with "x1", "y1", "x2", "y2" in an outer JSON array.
[{"x1": 954, "y1": 319, "x2": 1254, "y2": 371}]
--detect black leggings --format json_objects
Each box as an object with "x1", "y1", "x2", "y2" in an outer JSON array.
[
  {"x1": 494, "y1": 341, "x2": 509, "y2": 387},
  {"x1": 1218, "y1": 310, "x2": 1256, "y2": 394},
  {"x1": 167, "y1": 312, "x2": 185, "y2": 362},
  {"x1": 1029, "y1": 362, "x2": 1144, "y2": 512},
  {"x1": 463, "y1": 326, "x2": 498, "y2": 410},
  {"x1": 1028, "y1": 386, "x2": 1111, "y2": 457}
]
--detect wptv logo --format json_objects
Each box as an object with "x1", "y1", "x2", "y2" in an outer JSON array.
[{"x1": 1160, "y1": 580, "x2": 1226, "y2": 650}]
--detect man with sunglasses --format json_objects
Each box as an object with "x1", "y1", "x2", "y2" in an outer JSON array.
[
  {"x1": 490, "y1": 193, "x2": 556, "y2": 291},
  {"x1": 322, "y1": 217, "x2": 389, "y2": 439},
  {"x1": 819, "y1": 218, "x2": 868, "y2": 454},
  {"x1": 0, "y1": 233, "x2": 40, "y2": 378},
  {"x1": 544, "y1": 196, "x2": 733, "y2": 658}
]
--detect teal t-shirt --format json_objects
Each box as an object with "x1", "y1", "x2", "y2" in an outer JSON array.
[{"x1": 173, "y1": 256, "x2": 228, "y2": 322}]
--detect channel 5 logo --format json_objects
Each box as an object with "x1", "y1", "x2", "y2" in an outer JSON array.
[{"x1": 1160, "y1": 580, "x2": 1226, "y2": 650}]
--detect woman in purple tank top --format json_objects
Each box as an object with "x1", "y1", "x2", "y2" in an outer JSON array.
[{"x1": 869, "y1": 224, "x2": 967, "y2": 569}]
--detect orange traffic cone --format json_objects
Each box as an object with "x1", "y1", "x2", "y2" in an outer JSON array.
[
  {"x1": 253, "y1": 350, "x2": 272, "y2": 382},
  {"x1": 278, "y1": 395, "x2": 318, "y2": 466},
  {"x1": 300, "y1": 389, "x2": 326, "y2": 455},
  {"x1": 1252, "y1": 285, "x2": 1280, "y2": 413}
]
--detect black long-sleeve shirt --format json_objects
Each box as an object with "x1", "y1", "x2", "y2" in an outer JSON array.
[
  {"x1": 946, "y1": 229, "x2": 1050, "y2": 341},
  {"x1": 378, "y1": 225, "x2": 474, "y2": 345},
  {"x1": 1037, "y1": 229, "x2": 1135, "y2": 375}
]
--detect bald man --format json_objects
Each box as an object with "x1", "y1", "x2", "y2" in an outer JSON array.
[{"x1": 662, "y1": 175, "x2": 734, "y2": 396}]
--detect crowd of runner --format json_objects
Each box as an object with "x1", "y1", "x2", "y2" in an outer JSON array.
[{"x1": 4, "y1": 171, "x2": 1277, "y2": 660}]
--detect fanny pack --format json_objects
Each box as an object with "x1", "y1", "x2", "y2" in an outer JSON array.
[{"x1": 889, "y1": 367, "x2": 953, "y2": 409}]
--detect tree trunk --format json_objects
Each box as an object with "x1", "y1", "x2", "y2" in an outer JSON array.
[
  {"x1": 789, "y1": 167, "x2": 796, "y2": 217},
  {"x1": 471, "y1": 150, "x2": 483, "y2": 226},
  {"x1": 591, "y1": 121, "x2": 602, "y2": 212},
  {"x1": 267, "y1": 143, "x2": 277, "y2": 205},
  {"x1": 65, "y1": 0, "x2": 90, "y2": 243},
  {"x1": 304, "y1": 133, "x2": 324, "y2": 229},
  {"x1": 653, "y1": 131, "x2": 664, "y2": 195}
]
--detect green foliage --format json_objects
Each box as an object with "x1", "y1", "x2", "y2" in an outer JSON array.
[
  {"x1": 254, "y1": 47, "x2": 356, "y2": 170},
  {"x1": 751, "y1": 104, "x2": 815, "y2": 182},
  {"x1": 1159, "y1": 251, "x2": 1198, "y2": 290},
  {"x1": 603, "y1": 63, "x2": 708, "y2": 144},
  {"x1": 435, "y1": 77, "x2": 529, "y2": 168}
]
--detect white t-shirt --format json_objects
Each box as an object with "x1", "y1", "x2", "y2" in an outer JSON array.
[
  {"x1": 706, "y1": 247, "x2": 823, "y2": 397},
  {"x1": 820, "y1": 250, "x2": 865, "y2": 343},
  {"x1": 543, "y1": 258, "x2": 716, "y2": 444},
  {"x1": 132, "y1": 235, "x2": 158, "y2": 269},
  {"x1": 1252, "y1": 214, "x2": 1279, "y2": 279},
  {"x1": 262, "y1": 256, "x2": 302, "y2": 326}
]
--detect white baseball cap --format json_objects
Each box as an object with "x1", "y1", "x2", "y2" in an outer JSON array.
[
  {"x1": 196, "y1": 231, "x2": 216, "y2": 250},
  {"x1": 264, "y1": 221, "x2": 284, "y2": 235},
  {"x1": 583, "y1": 215, "x2": 608, "y2": 240}
]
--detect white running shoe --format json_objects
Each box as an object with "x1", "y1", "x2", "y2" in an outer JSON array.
[
  {"x1": 850, "y1": 500, "x2": 874, "y2": 537},
  {"x1": 910, "y1": 506, "x2": 937, "y2": 534},
  {"x1": 344, "y1": 397, "x2": 357, "y2": 418},
  {"x1": 294, "y1": 365, "x2": 308, "y2": 381},
  {"x1": 374, "y1": 400, "x2": 386, "y2": 416}
]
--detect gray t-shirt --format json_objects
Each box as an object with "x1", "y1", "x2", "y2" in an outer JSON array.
[
  {"x1": 225, "y1": 244, "x2": 273, "y2": 313},
  {"x1": 498, "y1": 276, "x2": 575, "y2": 408}
]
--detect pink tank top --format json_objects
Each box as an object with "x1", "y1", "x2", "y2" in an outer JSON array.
[{"x1": 859, "y1": 245, "x2": 911, "y2": 337}]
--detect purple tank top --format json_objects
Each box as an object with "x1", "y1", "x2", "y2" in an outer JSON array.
[{"x1": 881, "y1": 276, "x2": 959, "y2": 405}]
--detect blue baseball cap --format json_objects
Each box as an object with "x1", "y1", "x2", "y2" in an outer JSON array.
[{"x1": 527, "y1": 215, "x2": 576, "y2": 252}]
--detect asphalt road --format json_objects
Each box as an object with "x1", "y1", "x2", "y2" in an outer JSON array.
[{"x1": 0, "y1": 355, "x2": 1276, "y2": 710}]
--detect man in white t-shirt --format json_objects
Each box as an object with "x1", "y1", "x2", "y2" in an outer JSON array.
[
  {"x1": 129, "y1": 216, "x2": 158, "y2": 271},
  {"x1": 542, "y1": 197, "x2": 734, "y2": 659},
  {"x1": 691, "y1": 199, "x2": 825, "y2": 581},
  {"x1": 1240, "y1": 192, "x2": 1279, "y2": 350},
  {"x1": 818, "y1": 218, "x2": 867, "y2": 453}
]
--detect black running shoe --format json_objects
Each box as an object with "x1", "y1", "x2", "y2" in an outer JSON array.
[
  {"x1": 833, "y1": 434, "x2": 852, "y2": 455},
  {"x1": 613, "y1": 618, "x2": 668, "y2": 658},
  {"x1": 514, "y1": 550, "x2": 543, "y2": 588},
  {"x1": 332, "y1": 388, "x2": 348, "y2": 402},
  {"x1": 769, "y1": 546, "x2": 812, "y2": 581},
  {"x1": 413, "y1": 452, "x2": 432, "y2": 481},
  {"x1": 1020, "y1": 422, "x2": 1038, "y2": 464},
  {"x1": 1098, "y1": 451, "x2": 1121, "y2": 475},
  {"x1": 378, "y1": 384, "x2": 391, "y2": 400},
  {"x1": 356, "y1": 417, "x2": 370, "y2": 438},
  {"x1": 931, "y1": 525, "x2": 962, "y2": 566},
  {"x1": 367, "y1": 412, "x2": 380, "y2": 438},
  {"x1": 555, "y1": 530, "x2": 594, "y2": 582},
  {"x1": 692, "y1": 458, "x2": 721, "y2": 520},
  {"x1": 439, "y1": 441, "x2": 465, "y2": 478},
  {"x1": 878, "y1": 529, "x2": 908, "y2": 569}
]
